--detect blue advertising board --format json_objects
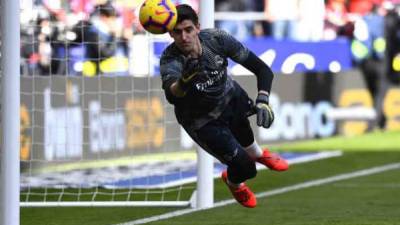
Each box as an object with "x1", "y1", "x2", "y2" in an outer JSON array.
[{"x1": 153, "y1": 37, "x2": 353, "y2": 75}]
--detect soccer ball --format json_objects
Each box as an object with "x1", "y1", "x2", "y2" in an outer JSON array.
[{"x1": 139, "y1": 0, "x2": 177, "y2": 34}]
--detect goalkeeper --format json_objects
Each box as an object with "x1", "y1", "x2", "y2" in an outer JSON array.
[{"x1": 160, "y1": 4, "x2": 288, "y2": 208}]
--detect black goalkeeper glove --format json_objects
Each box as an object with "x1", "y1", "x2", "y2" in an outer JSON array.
[
  {"x1": 255, "y1": 93, "x2": 274, "y2": 128},
  {"x1": 178, "y1": 57, "x2": 201, "y2": 93}
]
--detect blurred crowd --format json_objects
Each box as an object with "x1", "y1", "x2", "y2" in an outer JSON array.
[
  {"x1": 19, "y1": 0, "x2": 400, "y2": 76},
  {"x1": 20, "y1": 0, "x2": 199, "y2": 76}
]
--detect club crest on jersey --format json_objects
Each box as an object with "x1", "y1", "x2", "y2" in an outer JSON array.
[{"x1": 214, "y1": 55, "x2": 224, "y2": 67}]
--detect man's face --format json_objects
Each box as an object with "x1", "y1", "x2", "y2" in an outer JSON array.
[{"x1": 169, "y1": 19, "x2": 200, "y2": 55}]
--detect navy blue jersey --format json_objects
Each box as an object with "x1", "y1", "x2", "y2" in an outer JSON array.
[{"x1": 160, "y1": 28, "x2": 251, "y2": 129}]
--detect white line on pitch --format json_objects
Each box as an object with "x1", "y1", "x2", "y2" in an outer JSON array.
[{"x1": 114, "y1": 162, "x2": 400, "y2": 225}]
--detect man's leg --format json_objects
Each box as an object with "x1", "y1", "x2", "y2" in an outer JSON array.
[
  {"x1": 230, "y1": 114, "x2": 289, "y2": 172},
  {"x1": 193, "y1": 121, "x2": 257, "y2": 184},
  {"x1": 185, "y1": 121, "x2": 257, "y2": 207}
]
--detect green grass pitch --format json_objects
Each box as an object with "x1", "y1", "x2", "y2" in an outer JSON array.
[{"x1": 21, "y1": 131, "x2": 400, "y2": 225}]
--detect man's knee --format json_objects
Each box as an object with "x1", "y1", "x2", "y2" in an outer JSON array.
[{"x1": 226, "y1": 149, "x2": 257, "y2": 183}]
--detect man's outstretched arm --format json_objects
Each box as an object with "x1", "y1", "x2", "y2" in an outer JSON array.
[
  {"x1": 241, "y1": 51, "x2": 274, "y2": 95},
  {"x1": 241, "y1": 51, "x2": 275, "y2": 128}
]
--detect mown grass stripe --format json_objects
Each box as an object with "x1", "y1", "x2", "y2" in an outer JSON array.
[{"x1": 116, "y1": 162, "x2": 400, "y2": 225}]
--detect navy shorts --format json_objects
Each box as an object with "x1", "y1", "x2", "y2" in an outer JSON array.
[{"x1": 183, "y1": 86, "x2": 257, "y2": 183}]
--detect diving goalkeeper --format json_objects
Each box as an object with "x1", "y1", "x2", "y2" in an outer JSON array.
[{"x1": 160, "y1": 4, "x2": 289, "y2": 208}]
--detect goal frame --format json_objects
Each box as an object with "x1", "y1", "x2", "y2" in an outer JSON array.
[
  {"x1": 1, "y1": 0, "x2": 21, "y2": 224},
  {"x1": 14, "y1": 0, "x2": 215, "y2": 209}
]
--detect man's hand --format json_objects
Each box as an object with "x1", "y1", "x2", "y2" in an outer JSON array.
[
  {"x1": 178, "y1": 58, "x2": 200, "y2": 93},
  {"x1": 255, "y1": 92, "x2": 274, "y2": 128}
]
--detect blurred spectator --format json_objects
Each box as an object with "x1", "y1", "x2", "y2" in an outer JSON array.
[
  {"x1": 113, "y1": 0, "x2": 144, "y2": 34},
  {"x1": 252, "y1": 0, "x2": 270, "y2": 37},
  {"x1": 352, "y1": 3, "x2": 386, "y2": 62},
  {"x1": 384, "y1": 3, "x2": 400, "y2": 83},
  {"x1": 20, "y1": 0, "x2": 136, "y2": 76},
  {"x1": 69, "y1": 0, "x2": 95, "y2": 17},
  {"x1": 20, "y1": 7, "x2": 66, "y2": 76},
  {"x1": 70, "y1": 2, "x2": 130, "y2": 76},
  {"x1": 348, "y1": 0, "x2": 383, "y2": 16},
  {"x1": 264, "y1": 0, "x2": 300, "y2": 40},
  {"x1": 352, "y1": 3, "x2": 387, "y2": 128},
  {"x1": 324, "y1": 0, "x2": 352, "y2": 40},
  {"x1": 296, "y1": 0, "x2": 325, "y2": 41},
  {"x1": 216, "y1": 0, "x2": 254, "y2": 40}
]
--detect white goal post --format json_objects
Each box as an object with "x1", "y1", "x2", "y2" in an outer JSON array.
[
  {"x1": 195, "y1": 0, "x2": 214, "y2": 209},
  {"x1": 1, "y1": 0, "x2": 21, "y2": 224}
]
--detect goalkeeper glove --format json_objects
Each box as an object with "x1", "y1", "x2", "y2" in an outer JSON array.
[
  {"x1": 255, "y1": 92, "x2": 274, "y2": 128},
  {"x1": 178, "y1": 57, "x2": 201, "y2": 93}
]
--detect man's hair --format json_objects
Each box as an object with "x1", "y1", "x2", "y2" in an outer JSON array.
[{"x1": 176, "y1": 4, "x2": 198, "y2": 25}]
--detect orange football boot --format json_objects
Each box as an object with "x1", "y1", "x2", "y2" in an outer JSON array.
[
  {"x1": 256, "y1": 149, "x2": 289, "y2": 171},
  {"x1": 221, "y1": 170, "x2": 257, "y2": 208}
]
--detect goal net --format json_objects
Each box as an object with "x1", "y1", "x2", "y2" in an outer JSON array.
[{"x1": 17, "y1": 0, "x2": 203, "y2": 207}]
